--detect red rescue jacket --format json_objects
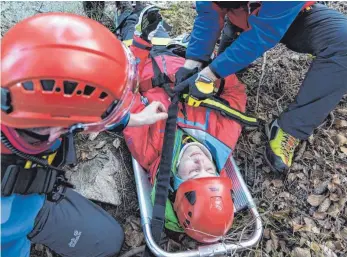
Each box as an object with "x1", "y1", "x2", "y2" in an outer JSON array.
[{"x1": 123, "y1": 37, "x2": 247, "y2": 183}]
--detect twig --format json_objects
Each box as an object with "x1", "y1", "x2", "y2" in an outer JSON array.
[
  {"x1": 256, "y1": 52, "x2": 267, "y2": 113},
  {"x1": 119, "y1": 245, "x2": 146, "y2": 257}
]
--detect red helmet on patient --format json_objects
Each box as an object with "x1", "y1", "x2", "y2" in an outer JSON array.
[
  {"x1": 174, "y1": 177, "x2": 234, "y2": 243},
  {"x1": 1, "y1": 13, "x2": 138, "y2": 154}
]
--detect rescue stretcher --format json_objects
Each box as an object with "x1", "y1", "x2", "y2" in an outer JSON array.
[{"x1": 132, "y1": 154, "x2": 263, "y2": 256}]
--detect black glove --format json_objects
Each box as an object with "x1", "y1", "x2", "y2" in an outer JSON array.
[
  {"x1": 174, "y1": 73, "x2": 215, "y2": 107},
  {"x1": 141, "y1": 7, "x2": 162, "y2": 41},
  {"x1": 174, "y1": 66, "x2": 199, "y2": 90}
]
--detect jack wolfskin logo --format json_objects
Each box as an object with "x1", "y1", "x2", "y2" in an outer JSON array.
[{"x1": 68, "y1": 230, "x2": 82, "y2": 248}]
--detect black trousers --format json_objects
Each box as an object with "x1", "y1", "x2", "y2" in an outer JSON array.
[
  {"x1": 28, "y1": 189, "x2": 124, "y2": 257},
  {"x1": 220, "y1": 4, "x2": 347, "y2": 139}
]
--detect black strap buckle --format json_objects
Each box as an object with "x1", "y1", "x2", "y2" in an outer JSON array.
[{"x1": 1, "y1": 165, "x2": 74, "y2": 198}]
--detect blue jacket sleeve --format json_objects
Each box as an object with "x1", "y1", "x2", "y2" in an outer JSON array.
[
  {"x1": 186, "y1": 1, "x2": 224, "y2": 63},
  {"x1": 209, "y1": 1, "x2": 306, "y2": 78}
]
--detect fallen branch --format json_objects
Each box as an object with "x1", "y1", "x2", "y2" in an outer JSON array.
[{"x1": 119, "y1": 245, "x2": 146, "y2": 257}]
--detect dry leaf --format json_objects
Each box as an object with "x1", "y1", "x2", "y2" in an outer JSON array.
[
  {"x1": 329, "y1": 193, "x2": 340, "y2": 202},
  {"x1": 270, "y1": 230, "x2": 279, "y2": 250},
  {"x1": 272, "y1": 210, "x2": 290, "y2": 219},
  {"x1": 307, "y1": 194, "x2": 326, "y2": 207},
  {"x1": 309, "y1": 242, "x2": 321, "y2": 253},
  {"x1": 340, "y1": 227, "x2": 347, "y2": 240},
  {"x1": 279, "y1": 240, "x2": 289, "y2": 253},
  {"x1": 318, "y1": 198, "x2": 331, "y2": 212},
  {"x1": 327, "y1": 203, "x2": 340, "y2": 218},
  {"x1": 333, "y1": 134, "x2": 347, "y2": 146},
  {"x1": 320, "y1": 245, "x2": 338, "y2": 257},
  {"x1": 328, "y1": 182, "x2": 337, "y2": 193},
  {"x1": 94, "y1": 140, "x2": 107, "y2": 149},
  {"x1": 295, "y1": 141, "x2": 307, "y2": 161},
  {"x1": 86, "y1": 151, "x2": 98, "y2": 160},
  {"x1": 251, "y1": 131, "x2": 262, "y2": 145},
  {"x1": 80, "y1": 151, "x2": 88, "y2": 161},
  {"x1": 88, "y1": 132, "x2": 100, "y2": 141},
  {"x1": 265, "y1": 240, "x2": 273, "y2": 253},
  {"x1": 293, "y1": 223, "x2": 304, "y2": 233},
  {"x1": 124, "y1": 222, "x2": 144, "y2": 247},
  {"x1": 263, "y1": 228, "x2": 270, "y2": 239},
  {"x1": 262, "y1": 179, "x2": 271, "y2": 188},
  {"x1": 336, "y1": 108, "x2": 347, "y2": 115},
  {"x1": 279, "y1": 192, "x2": 290, "y2": 199},
  {"x1": 313, "y1": 181, "x2": 329, "y2": 194},
  {"x1": 112, "y1": 138, "x2": 121, "y2": 149},
  {"x1": 332, "y1": 175, "x2": 341, "y2": 185},
  {"x1": 292, "y1": 247, "x2": 311, "y2": 257},
  {"x1": 312, "y1": 212, "x2": 327, "y2": 220},
  {"x1": 271, "y1": 179, "x2": 284, "y2": 188},
  {"x1": 334, "y1": 119, "x2": 347, "y2": 128}
]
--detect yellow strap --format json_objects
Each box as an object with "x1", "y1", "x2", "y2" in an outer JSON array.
[
  {"x1": 187, "y1": 97, "x2": 202, "y2": 107},
  {"x1": 151, "y1": 37, "x2": 171, "y2": 46},
  {"x1": 183, "y1": 94, "x2": 257, "y2": 123},
  {"x1": 24, "y1": 152, "x2": 57, "y2": 169},
  {"x1": 123, "y1": 39, "x2": 133, "y2": 47},
  {"x1": 24, "y1": 161, "x2": 33, "y2": 169}
]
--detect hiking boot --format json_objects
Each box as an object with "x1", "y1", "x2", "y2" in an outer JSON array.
[
  {"x1": 135, "y1": 5, "x2": 162, "y2": 41},
  {"x1": 265, "y1": 119, "x2": 300, "y2": 173}
]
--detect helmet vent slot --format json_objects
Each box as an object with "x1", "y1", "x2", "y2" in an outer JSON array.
[
  {"x1": 84, "y1": 85, "x2": 95, "y2": 96},
  {"x1": 185, "y1": 191, "x2": 196, "y2": 205},
  {"x1": 40, "y1": 80, "x2": 55, "y2": 91},
  {"x1": 99, "y1": 92, "x2": 108, "y2": 99},
  {"x1": 22, "y1": 81, "x2": 34, "y2": 91},
  {"x1": 63, "y1": 81, "x2": 78, "y2": 95}
]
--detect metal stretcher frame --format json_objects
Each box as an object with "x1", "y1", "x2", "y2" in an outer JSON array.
[{"x1": 132, "y1": 155, "x2": 263, "y2": 257}]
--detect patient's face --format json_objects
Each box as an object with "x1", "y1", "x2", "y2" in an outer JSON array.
[{"x1": 177, "y1": 145, "x2": 217, "y2": 181}]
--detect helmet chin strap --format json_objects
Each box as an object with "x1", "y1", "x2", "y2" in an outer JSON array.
[
  {"x1": 16, "y1": 129, "x2": 50, "y2": 142},
  {"x1": 1, "y1": 131, "x2": 66, "y2": 173}
]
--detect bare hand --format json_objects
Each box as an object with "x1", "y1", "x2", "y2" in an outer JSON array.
[{"x1": 128, "y1": 101, "x2": 168, "y2": 127}]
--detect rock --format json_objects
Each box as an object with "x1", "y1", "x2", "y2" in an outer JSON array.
[
  {"x1": 307, "y1": 194, "x2": 326, "y2": 207},
  {"x1": 292, "y1": 247, "x2": 311, "y2": 257},
  {"x1": 66, "y1": 150, "x2": 122, "y2": 206}
]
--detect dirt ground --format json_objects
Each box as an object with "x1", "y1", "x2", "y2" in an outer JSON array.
[{"x1": 1, "y1": 1, "x2": 347, "y2": 257}]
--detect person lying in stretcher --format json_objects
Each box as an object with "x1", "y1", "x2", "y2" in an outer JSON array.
[{"x1": 118, "y1": 5, "x2": 249, "y2": 243}]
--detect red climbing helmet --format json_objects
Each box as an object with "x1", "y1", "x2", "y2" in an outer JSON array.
[
  {"x1": 1, "y1": 12, "x2": 138, "y2": 131},
  {"x1": 174, "y1": 177, "x2": 234, "y2": 243},
  {"x1": 1, "y1": 13, "x2": 138, "y2": 153}
]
